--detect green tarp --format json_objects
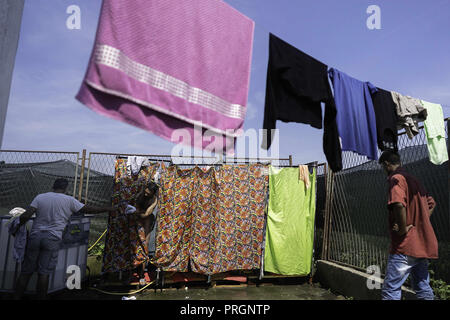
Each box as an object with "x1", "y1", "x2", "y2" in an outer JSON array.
[{"x1": 264, "y1": 166, "x2": 316, "y2": 275}]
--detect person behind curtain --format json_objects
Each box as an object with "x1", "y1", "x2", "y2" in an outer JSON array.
[
  {"x1": 134, "y1": 180, "x2": 159, "y2": 284},
  {"x1": 378, "y1": 150, "x2": 438, "y2": 300}
]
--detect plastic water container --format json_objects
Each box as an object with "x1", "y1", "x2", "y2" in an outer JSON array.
[{"x1": 0, "y1": 216, "x2": 90, "y2": 294}]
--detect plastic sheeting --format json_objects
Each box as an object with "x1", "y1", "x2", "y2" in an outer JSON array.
[{"x1": 264, "y1": 166, "x2": 316, "y2": 276}]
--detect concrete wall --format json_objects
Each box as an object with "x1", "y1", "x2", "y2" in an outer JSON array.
[
  {"x1": 315, "y1": 260, "x2": 416, "y2": 300},
  {"x1": 0, "y1": 0, "x2": 25, "y2": 148}
]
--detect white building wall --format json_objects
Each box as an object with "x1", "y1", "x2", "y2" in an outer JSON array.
[{"x1": 0, "y1": 0, "x2": 25, "y2": 147}]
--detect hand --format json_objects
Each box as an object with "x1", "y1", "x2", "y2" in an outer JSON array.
[{"x1": 392, "y1": 224, "x2": 413, "y2": 234}]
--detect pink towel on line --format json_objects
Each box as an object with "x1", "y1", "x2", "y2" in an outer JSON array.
[{"x1": 76, "y1": 0, "x2": 255, "y2": 155}]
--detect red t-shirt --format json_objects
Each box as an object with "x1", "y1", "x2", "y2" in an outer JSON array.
[{"x1": 387, "y1": 167, "x2": 438, "y2": 259}]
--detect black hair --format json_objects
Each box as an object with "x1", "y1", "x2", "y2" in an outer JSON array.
[
  {"x1": 135, "y1": 180, "x2": 159, "y2": 210},
  {"x1": 378, "y1": 150, "x2": 401, "y2": 165},
  {"x1": 53, "y1": 178, "x2": 69, "y2": 190},
  {"x1": 146, "y1": 180, "x2": 159, "y2": 197}
]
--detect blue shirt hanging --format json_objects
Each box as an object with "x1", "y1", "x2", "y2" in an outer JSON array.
[{"x1": 328, "y1": 68, "x2": 379, "y2": 161}]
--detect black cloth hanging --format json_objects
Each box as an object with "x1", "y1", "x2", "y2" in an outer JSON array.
[
  {"x1": 371, "y1": 87, "x2": 399, "y2": 151},
  {"x1": 262, "y1": 33, "x2": 342, "y2": 172}
]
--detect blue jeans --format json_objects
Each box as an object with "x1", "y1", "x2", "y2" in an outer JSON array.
[{"x1": 382, "y1": 254, "x2": 434, "y2": 300}]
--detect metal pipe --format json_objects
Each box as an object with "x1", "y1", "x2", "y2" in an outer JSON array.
[
  {"x1": 320, "y1": 163, "x2": 328, "y2": 261},
  {"x1": 113, "y1": 154, "x2": 290, "y2": 162},
  {"x1": 226, "y1": 157, "x2": 290, "y2": 161},
  {"x1": 309, "y1": 161, "x2": 319, "y2": 279},
  {"x1": 115, "y1": 156, "x2": 172, "y2": 162},
  {"x1": 322, "y1": 169, "x2": 335, "y2": 261},
  {"x1": 0, "y1": 149, "x2": 79, "y2": 154},
  {"x1": 73, "y1": 152, "x2": 80, "y2": 198},
  {"x1": 93, "y1": 152, "x2": 217, "y2": 158},
  {"x1": 78, "y1": 149, "x2": 86, "y2": 202},
  {"x1": 84, "y1": 154, "x2": 92, "y2": 205},
  {"x1": 396, "y1": 117, "x2": 449, "y2": 137}
]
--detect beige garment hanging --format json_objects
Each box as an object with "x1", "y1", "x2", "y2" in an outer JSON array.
[
  {"x1": 391, "y1": 91, "x2": 427, "y2": 139},
  {"x1": 298, "y1": 165, "x2": 311, "y2": 189}
]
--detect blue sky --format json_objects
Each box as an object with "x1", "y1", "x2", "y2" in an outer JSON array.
[{"x1": 3, "y1": 0, "x2": 450, "y2": 165}]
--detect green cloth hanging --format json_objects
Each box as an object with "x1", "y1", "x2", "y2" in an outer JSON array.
[
  {"x1": 264, "y1": 166, "x2": 316, "y2": 276},
  {"x1": 422, "y1": 100, "x2": 449, "y2": 165}
]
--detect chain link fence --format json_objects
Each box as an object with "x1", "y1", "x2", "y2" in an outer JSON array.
[
  {"x1": 83, "y1": 153, "x2": 293, "y2": 252},
  {"x1": 0, "y1": 149, "x2": 296, "y2": 253},
  {"x1": 0, "y1": 150, "x2": 80, "y2": 216},
  {"x1": 2, "y1": 126, "x2": 445, "y2": 282},
  {"x1": 325, "y1": 120, "x2": 449, "y2": 283}
]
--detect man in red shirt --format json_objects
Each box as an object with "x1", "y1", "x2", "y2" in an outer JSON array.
[{"x1": 378, "y1": 150, "x2": 438, "y2": 300}]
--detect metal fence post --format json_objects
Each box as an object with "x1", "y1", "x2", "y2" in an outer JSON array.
[
  {"x1": 73, "y1": 152, "x2": 80, "y2": 198},
  {"x1": 84, "y1": 152, "x2": 92, "y2": 205},
  {"x1": 320, "y1": 163, "x2": 328, "y2": 261},
  {"x1": 78, "y1": 149, "x2": 86, "y2": 202},
  {"x1": 321, "y1": 168, "x2": 335, "y2": 261},
  {"x1": 309, "y1": 161, "x2": 319, "y2": 284}
]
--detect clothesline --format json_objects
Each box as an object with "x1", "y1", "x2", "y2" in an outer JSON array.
[
  {"x1": 397, "y1": 117, "x2": 450, "y2": 137},
  {"x1": 250, "y1": 5, "x2": 450, "y2": 110},
  {"x1": 76, "y1": 0, "x2": 448, "y2": 170},
  {"x1": 116, "y1": 156, "x2": 172, "y2": 162},
  {"x1": 252, "y1": 9, "x2": 450, "y2": 118},
  {"x1": 265, "y1": 33, "x2": 449, "y2": 169},
  {"x1": 117, "y1": 155, "x2": 319, "y2": 168},
  {"x1": 173, "y1": 164, "x2": 319, "y2": 168},
  {"x1": 104, "y1": 157, "x2": 317, "y2": 276},
  {"x1": 113, "y1": 154, "x2": 216, "y2": 159}
]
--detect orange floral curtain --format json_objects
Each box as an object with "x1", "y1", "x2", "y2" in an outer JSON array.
[
  {"x1": 153, "y1": 164, "x2": 268, "y2": 275},
  {"x1": 102, "y1": 159, "x2": 159, "y2": 273}
]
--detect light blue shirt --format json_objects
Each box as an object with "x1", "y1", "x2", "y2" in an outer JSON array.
[{"x1": 30, "y1": 192, "x2": 85, "y2": 240}]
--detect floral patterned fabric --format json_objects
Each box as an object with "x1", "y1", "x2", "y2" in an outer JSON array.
[
  {"x1": 102, "y1": 159, "x2": 159, "y2": 273},
  {"x1": 153, "y1": 164, "x2": 268, "y2": 275},
  {"x1": 152, "y1": 164, "x2": 196, "y2": 272}
]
